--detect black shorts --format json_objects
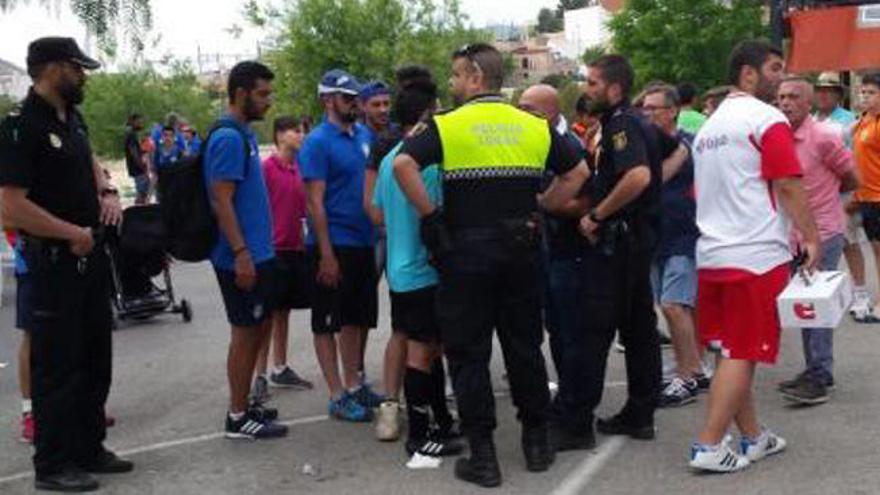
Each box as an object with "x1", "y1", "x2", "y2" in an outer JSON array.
[
  {"x1": 390, "y1": 286, "x2": 440, "y2": 344},
  {"x1": 16, "y1": 273, "x2": 33, "y2": 331},
  {"x1": 275, "y1": 251, "x2": 311, "y2": 310},
  {"x1": 214, "y1": 260, "x2": 278, "y2": 328},
  {"x1": 861, "y1": 203, "x2": 880, "y2": 242},
  {"x1": 310, "y1": 246, "x2": 378, "y2": 334}
]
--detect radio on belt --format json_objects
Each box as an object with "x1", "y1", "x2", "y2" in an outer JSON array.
[{"x1": 776, "y1": 271, "x2": 852, "y2": 329}]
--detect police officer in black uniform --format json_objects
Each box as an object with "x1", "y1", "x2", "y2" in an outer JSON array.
[
  {"x1": 0, "y1": 38, "x2": 132, "y2": 492},
  {"x1": 560, "y1": 54, "x2": 665, "y2": 442},
  {"x1": 393, "y1": 43, "x2": 590, "y2": 488}
]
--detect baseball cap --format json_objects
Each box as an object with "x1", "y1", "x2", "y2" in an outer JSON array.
[
  {"x1": 318, "y1": 69, "x2": 361, "y2": 96},
  {"x1": 26, "y1": 37, "x2": 101, "y2": 71},
  {"x1": 815, "y1": 72, "x2": 845, "y2": 90},
  {"x1": 359, "y1": 80, "x2": 390, "y2": 101}
]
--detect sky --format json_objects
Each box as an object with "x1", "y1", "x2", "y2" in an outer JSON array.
[{"x1": 0, "y1": 0, "x2": 559, "y2": 70}]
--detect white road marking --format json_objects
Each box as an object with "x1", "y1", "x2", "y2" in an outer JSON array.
[
  {"x1": 550, "y1": 436, "x2": 628, "y2": 495},
  {"x1": 0, "y1": 381, "x2": 632, "y2": 487}
]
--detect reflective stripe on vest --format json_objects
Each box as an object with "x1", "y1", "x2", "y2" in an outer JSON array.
[{"x1": 434, "y1": 101, "x2": 551, "y2": 181}]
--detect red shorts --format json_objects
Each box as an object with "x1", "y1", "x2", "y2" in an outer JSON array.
[{"x1": 696, "y1": 263, "x2": 790, "y2": 364}]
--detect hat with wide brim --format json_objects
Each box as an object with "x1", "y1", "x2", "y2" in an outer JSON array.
[{"x1": 815, "y1": 72, "x2": 846, "y2": 90}]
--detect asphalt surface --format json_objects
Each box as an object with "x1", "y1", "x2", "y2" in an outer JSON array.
[{"x1": 1, "y1": 254, "x2": 879, "y2": 495}]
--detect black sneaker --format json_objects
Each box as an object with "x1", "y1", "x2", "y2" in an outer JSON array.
[
  {"x1": 248, "y1": 401, "x2": 279, "y2": 422},
  {"x1": 269, "y1": 365, "x2": 314, "y2": 390},
  {"x1": 82, "y1": 450, "x2": 134, "y2": 474},
  {"x1": 406, "y1": 438, "x2": 464, "y2": 457},
  {"x1": 225, "y1": 410, "x2": 288, "y2": 439},
  {"x1": 694, "y1": 372, "x2": 711, "y2": 392},
  {"x1": 658, "y1": 377, "x2": 699, "y2": 408},
  {"x1": 596, "y1": 413, "x2": 655, "y2": 440},
  {"x1": 35, "y1": 468, "x2": 99, "y2": 492},
  {"x1": 781, "y1": 377, "x2": 829, "y2": 405},
  {"x1": 777, "y1": 372, "x2": 809, "y2": 392}
]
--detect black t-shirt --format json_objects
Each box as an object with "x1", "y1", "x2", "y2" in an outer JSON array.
[
  {"x1": 657, "y1": 131, "x2": 699, "y2": 259},
  {"x1": 0, "y1": 89, "x2": 100, "y2": 229},
  {"x1": 400, "y1": 100, "x2": 580, "y2": 231},
  {"x1": 124, "y1": 126, "x2": 144, "y2": 177},
  {"x1": 367, "y1": 126, "x2": 404, "y2": 172}
]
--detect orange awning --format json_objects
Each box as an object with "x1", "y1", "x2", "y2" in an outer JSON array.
[{"x1": 787, "y1": 5, "x2": 880, "y2": 73}]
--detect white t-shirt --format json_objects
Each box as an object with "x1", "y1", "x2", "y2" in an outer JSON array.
[{"x1": 693, "y1": 93, "x2": 802, "y2": 274}]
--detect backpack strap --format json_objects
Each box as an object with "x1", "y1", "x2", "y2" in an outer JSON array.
[{"x1": 205, "y1": 120, "x2": 253, "y2": 176}]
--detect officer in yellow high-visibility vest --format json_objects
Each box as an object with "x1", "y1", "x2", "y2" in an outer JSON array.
[{"x1": 393, "y1": 43, "x2": 591, "y2": 488}]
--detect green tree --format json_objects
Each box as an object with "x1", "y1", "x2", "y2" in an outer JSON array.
[
  {"x1": 0, "y1": 94, "x2": 15, "y2": 116},
  {"x1": 267, "y1": 0, "x2": 485, "y2": 118},
  {"x1": 608, "y1": 0, "x2": 767, "y2": 91},
  {"x1": 537, "y1": 7, "x2": 563, "y2": 33},
  {"x1": 581, "y1": 44, "x2": 606, "y2": 65},
  {"x1": 80, "y1": 68, "x2": 218, "y2": 158},
  {"x1": 0, "y1": 0, "x2": 152, "y2": 56}
]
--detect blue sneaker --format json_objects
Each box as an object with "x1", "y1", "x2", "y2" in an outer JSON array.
[
  {"x1": 329, "y1": 392, "x2": 373, "y2": 422},
  {"x1": 352, "y1": 384, "x2": 386, "y2": 409}
]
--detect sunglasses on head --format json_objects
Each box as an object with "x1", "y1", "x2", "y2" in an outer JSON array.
[{"x1": 454, "y1": 44, "x2": 486, "y2": 73}]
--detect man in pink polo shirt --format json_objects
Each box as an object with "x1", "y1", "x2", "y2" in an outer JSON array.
[
  {"x1": 689, "y1": 40, "x2": 820, "y2": 473},
  {"x1": 777, "y1": 77, "x2": 857, "y2": 406},
  {"x1": 251, "y1": 116, "x2": 314, "y2": 400}
]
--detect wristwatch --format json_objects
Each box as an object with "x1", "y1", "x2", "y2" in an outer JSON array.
[{"x1": 588, "y1": 208, "x2": 602, "y2": 224}]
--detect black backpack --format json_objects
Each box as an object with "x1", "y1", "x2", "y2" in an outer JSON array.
[{"x1": 157, "y1": 122, "x2": 250, "y2": 262}]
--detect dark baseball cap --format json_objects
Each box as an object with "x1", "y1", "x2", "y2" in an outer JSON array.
[{"x1": 26, "y1": 37, "x2": 101, "y2": 71}]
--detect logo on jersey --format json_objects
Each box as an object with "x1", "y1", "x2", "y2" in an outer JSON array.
[
  {"x1": 48, "y1": 133, "x2": 62, "y2": 149},
  {"x1": 612, "y1": 131, "x2": 627, "y2": 151}
]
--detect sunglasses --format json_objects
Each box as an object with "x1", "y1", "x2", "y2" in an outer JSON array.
[{"x1": 453, "y1": 44, "x2": 485, "y2": 73}]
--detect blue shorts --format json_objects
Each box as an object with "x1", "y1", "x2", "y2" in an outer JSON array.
[
  {"x1": 16, "y1": 273, "x2": 33, "y2": 331},
  {"x1": 651, "y1": 255, "x2": 697, "y2": 307},
  {"x1": 214, "y1": 260, "x2": 278, "y2": 328},
  {"x1": 133, "y1": 174, "x2": 150, "y2": 195}
]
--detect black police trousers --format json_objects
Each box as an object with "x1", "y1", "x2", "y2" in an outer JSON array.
[
  {"x1": 557, "y1": 236, "x2": 661, "y2": 429},
  {"x1": 436, "y1": 232, "x2": 550, "y2": 442},
  {"x1": 23, "y1": 241, "x2": 113, "y2": 476}
]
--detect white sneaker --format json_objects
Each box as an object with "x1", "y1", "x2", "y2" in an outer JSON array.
[
  {"x1": 689, "y1": 441, "x2": 750, "y2": 473},
  {"x1": 375, "y1": 400, "x2": 400, "y2": 442},
  {"x1": 406, "y1": 452, "x2": 443, "y2": 469},
  {"x1": 740, "y1": 429, "x2": 786, "y2": 462}
]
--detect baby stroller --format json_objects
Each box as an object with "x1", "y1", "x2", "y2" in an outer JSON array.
[{"x1": 105, "y1": 204, "x2": 192, "y2": 324}]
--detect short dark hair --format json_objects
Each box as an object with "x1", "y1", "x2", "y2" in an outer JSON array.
[
  {"x1": 863, "y1": 73, "x2": 880, "y2": 90},
  {"x1": 162, "y1": 125, "x2": 174, "y2": 133},
  {"x1": 127, "y1": 113, "x2": 142, "y2": 123},
  {"x1": 393, "y1": 65, "x2": 438, "y2": 127},
  {"x1": 727, "y1": 39, "x2": 783, "y2": 87},
  {"x1": 588, "y1": 54, "x2": 634, "y2": 98},
  {"x1": 227, "y1": 61, "x2": 275, "y2": 103},
  {"x1": 676, "y1": 82, "x2": 697, "y2": 105},
  {"x1": 272, "y1": 115, "x2": 308, "y2": 145},
  {"x1": 452, "y1": 43, "x2": 504, "y2": 92}
]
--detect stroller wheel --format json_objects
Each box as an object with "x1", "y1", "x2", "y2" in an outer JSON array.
[{"x1": 181, "y1": 299, "x2": 193, "y2": 323}]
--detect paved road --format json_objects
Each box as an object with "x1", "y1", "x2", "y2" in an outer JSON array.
[{"x1": 1, "y1": 257, "x2": 879, "y2": 495}]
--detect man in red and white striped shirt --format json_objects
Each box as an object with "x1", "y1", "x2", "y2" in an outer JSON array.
[{"x1": 688, "y1": 40, "x2": 820, "y2": 473}]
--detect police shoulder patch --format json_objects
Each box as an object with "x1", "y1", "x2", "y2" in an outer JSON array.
[{"x1": 612, "y1": 131, "x2": 628, "y2": 151}]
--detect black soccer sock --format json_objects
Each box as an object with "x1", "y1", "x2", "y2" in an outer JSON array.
[
  {"x1": 429, "y1": 358, "x2": 454, "y2": 428},
  {"x1": 404, "y1": 367, "x2": 433, "y2": 443}
]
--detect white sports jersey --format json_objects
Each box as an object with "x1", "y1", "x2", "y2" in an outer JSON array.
[{"x1": 694, "y1": 93, "x2": 800, "y2": 274}]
